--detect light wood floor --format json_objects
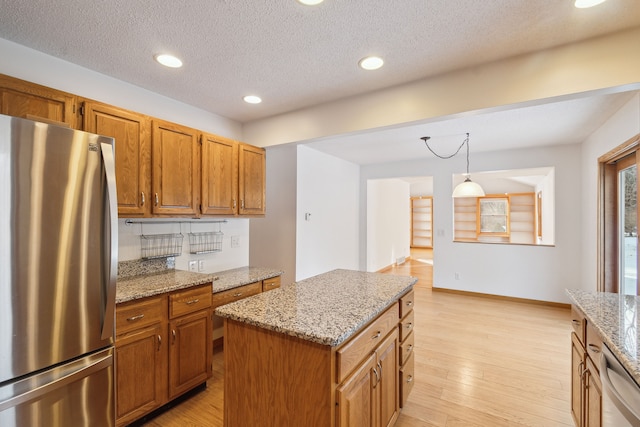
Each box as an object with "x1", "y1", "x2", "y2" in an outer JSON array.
[{"x1": 142, "y1": 251, "x2": 573, "y2": 427}]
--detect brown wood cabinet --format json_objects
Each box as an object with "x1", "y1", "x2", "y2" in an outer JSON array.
[
  {"x1": 398, "y1": 290, "x2": 415, "y2": 407},
  {"x1": 0, "y1": 73, "x2": 267, "y2": 218},
  {"x1": 82, "y1": 101, "x2": 151, "y2": 217},
  {"x1": 0, "y1": 74, "x2": 77, "y2": 128},
  {"x1": 238, "y1": 143, "x2": 266, "y2": 215},
  {"x1": 201, "y1": 133, "x2": 238, "y2": 215},
  {"x1": 152, "y1": 120, "x2": 200, "y2": 216},
  {"x1": 115, "y1": 284, "x2": 212, "y2": 427},
  {"x1": 222, "y1": 287, "x2": 413, "y2": 427},
  {"x1": 571, "y1": 305, "x2": 602, "y2": 427}
]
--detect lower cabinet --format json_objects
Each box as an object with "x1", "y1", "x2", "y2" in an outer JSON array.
[
  {"x1": 115, "y1": 284, "x2": 212, "y2": 427},
  {"x1": 570, "y1": 305, "x2": 602, "y2": 427},
  {"x1": 337, "y1": 330, "x2": 399, "y2": 427}
]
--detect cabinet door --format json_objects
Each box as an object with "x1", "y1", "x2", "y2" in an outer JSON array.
[
  {"x1": 584, "y1": 357, "x2": 602, "y2": 427},
  {"x1": 115, "y1": 323, "x2": 167, "y2": 426},
  {"x1": 83, "y1": 101, "x2": 151, "y2": 217},
  {"x1": 238, "y1": 143, "x2": 265, "y2": 215},
  {"x1": 201, "y1": 133, "x2": 238, "y2": 215},
  {"x1": 337, "y1": 353, "x2": 376, "y2": 427},
  {"x1": 377, "y1": 330, "x2": 399, "y2": 427},
  {"x1": 169, "y1": 310, "x2": 212, "y2": 399},
  {"x1": 152, "y1": 120, "x2": 200, "y2": 216},
  {"x1": 571, "y1": 333, "x2": 585, "y2": 427},
  {"x1": 0, "y1": 74, "x2": 76, "y2": 128}
]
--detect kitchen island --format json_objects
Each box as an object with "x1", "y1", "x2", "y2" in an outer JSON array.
[{"x1": 215, "y1": 269, "x2": 417, "y2": 427}]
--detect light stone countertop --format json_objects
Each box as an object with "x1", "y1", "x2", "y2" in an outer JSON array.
[
  {"x1": 116, "y1": 266, "x2": 283, "y2": 304},
  {"x1": 566, "y1": 289, "x2": 640, "y2": 385},
  {"x1": 214, "y1": 269, "x2": 417, "y2": 347}
]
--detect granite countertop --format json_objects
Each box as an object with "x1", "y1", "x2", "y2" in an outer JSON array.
[
  {"x1": 566, "y1": 289, "x2": 640, "y2": 385},
  {"x1": 116, "y1": 266, "x2": 284, "y2": 304},
  {"x1": 214, "y1": 269, "x2": 417, "y2": 347}
]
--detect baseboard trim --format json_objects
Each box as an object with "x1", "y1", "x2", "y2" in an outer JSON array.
[{"x1": 432, "y1": 287, "x2": 571, "y2": 309}]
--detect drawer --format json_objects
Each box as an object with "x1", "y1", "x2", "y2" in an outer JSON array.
[
  {"x1": 586, "y1": 321, "x2": 603, "y2": 372},
  {"x1": 262, "y1": 276, "x2": 281, "y2": 292},
  {"x1": 399, "y1": 310, "x2": 415, "y2": 342},
  {"x1": 571, "y1": 305, "x2": 586, "y2": 344},
  {"x1": 399, "y1": 330, "x2": 415, "y2": 365},
  {"x1": 116, "y1": 295, "x2": 166, "y2": 337},
  {"x1": 400, "y1": 351, "x2": 415, "y2": 408},
  {"x1": 212, "y1": 281, "x2": 262, "y2": 308},
  {"x1": 399, "y1": 289, "x2": 415, "y2": 319},
  {"x1": 336, "y1": 304, "x2": 398, "y2": 383},
  {"x1": 169, "y1": 284, "x2": 212, "y2": 319}
]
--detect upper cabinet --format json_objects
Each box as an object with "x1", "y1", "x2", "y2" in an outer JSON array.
[
  {"x1": 238, "y1": 143, "x2": 266, "y2": 215},
  {"x1": 0, "y1": 75, "x2": 77, "y2": 128},
  {"x1": 201, "y1": 133, "x2": 238, "y2": 215},
  {"x1": 152, "y1": 120, "x2": 200, "y2": 216},
  {"x1": 0, "y1": 74, "x2": 266, "y2": 218},
  {"x1": 81, "y1": 101, "x2": 151, "y2": 217}
]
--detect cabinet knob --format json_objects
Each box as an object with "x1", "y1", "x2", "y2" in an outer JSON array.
[
  {"x1": 588, "y1": 344, "x2": 601, "y2": 354},
  {"x1": 233, "y1": 292, "x2": 243, "y2": 297},
  {"x1": 406, "y1": 301, "x2": 413, "y2": 307},
  {"x1": 407, "y1": 344, "x2": 413, "y2": 353},
  {"x1": 406, "y1": 375, "x2": 413, "y2": 383},
  {"x1": 406, "y1": 322, "x2": 413, "y2": 330}
]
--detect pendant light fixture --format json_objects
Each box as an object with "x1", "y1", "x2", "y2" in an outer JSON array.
[{"x1": 420, "y1": 133, "x2": 485, "y2": 198}]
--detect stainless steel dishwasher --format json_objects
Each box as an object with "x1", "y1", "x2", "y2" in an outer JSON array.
[{"x1": 600, "y1": 345, "x2": 640, "y2": 427}]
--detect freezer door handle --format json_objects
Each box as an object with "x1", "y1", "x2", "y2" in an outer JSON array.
[
  {"x1": 101, "y1": 142, "x2": 118, "y2": 341},
  {"x1": 0, "y1": 350, "x2": 113, "y2": 412}
]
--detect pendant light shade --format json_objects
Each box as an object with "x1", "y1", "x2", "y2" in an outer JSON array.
[
  {"x1": 452, "y1": 177, "x2": 485, "y2": 198},
  {"x1": 421, "y1": 133, "x2": 485, "y2": 198}
]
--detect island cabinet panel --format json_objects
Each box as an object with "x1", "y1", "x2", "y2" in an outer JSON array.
[
  {"x1": 337, "y1": 353, "x2": 376, "y2": 427},
  {"x1": 223, "y1": 320, "x2": 333, "y2": 427}
]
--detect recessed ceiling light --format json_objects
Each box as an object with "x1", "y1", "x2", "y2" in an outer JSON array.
[
  {"x1": 297, "y1": 0, "x2": 324, "y2": 5},
  {"x1": 155, "y1": 54, "x2": 183, "y2": 68},
  {"x1": 574, "y1": 0, "x2": 607, "y2": 8},
  {"x1": 359, "y1": 56, "x2": 384, "y2": 71},
  {"x1": 243, "y1": 95, "x2": 262, "y2": 104}
]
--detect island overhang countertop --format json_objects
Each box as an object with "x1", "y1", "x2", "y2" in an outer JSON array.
[{"x1": 214, "y1": 269, "x2": 417, "y2": 347}]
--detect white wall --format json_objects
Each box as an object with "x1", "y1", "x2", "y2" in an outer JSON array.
[
  {"x1": 296, "y1": 146, "x2": 360, "y2": 280},
  {"x1": 249, "y1": 144, "x2": 298, "y2": 286},
  {"x1": 118, "y1": 218, "x2": 249, "y2": 273},
  {"x1": 361, "y1": 143, "x2": 581, "y2": 303},
  {"x1": 581, "y1": 94, "x2": 640, "y2": 290},
  {"x1": 409, "y1": 178, "x2": 433, "y2": 197},
  {"x1": 366, "y1": 179, "x2": 411, "y2": 272}
]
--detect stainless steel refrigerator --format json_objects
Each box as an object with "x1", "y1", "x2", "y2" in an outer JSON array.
[{"x1": 0, "y1": 114, "x2": 118, "y2": 426}]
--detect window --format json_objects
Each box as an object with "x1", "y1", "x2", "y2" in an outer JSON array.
[{"x1": 478, "y1": 197, "x2": 509, "y2": 236}]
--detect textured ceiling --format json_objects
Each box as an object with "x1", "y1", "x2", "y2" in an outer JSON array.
[{"x1": 1, "y1": 0, "x2": 640, "y2": 124}]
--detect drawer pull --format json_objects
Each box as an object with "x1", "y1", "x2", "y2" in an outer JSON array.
[
  {"x1": 405, "y1": 322, "x2": 413, "y2": 330},
  {"x1": 154, "y1": 193, "x2": 159, "y2": 206},
  {"x1": 172, "y1": 329, "x2": 176, "y2": 344},
  {"x1": 141, "y1": 192, "x2": 145, "y2": 206},
  {"x1": 157, "y1": 335, "x2": 162, "y2": 351},
  {"x1": 406, "y1": 301, "x2": 413, "y2": 307},
  {"x1": 572, "y1": 320, "x2": 581, "y2": 326},
  {"x1": 407, "y1": 344, "x2": 413, "y2": 353},
  {"x1": 232, "y1": 292, "x2": 243, "y2": 297},
  {"x1": 266, "y1": 282, "x2": 277, "y2": 287},
  {"x1": 372, "y1": 331, "x2": 382, "y2": 340},
  {"x1": 126, "y1": 314, "x2": 144, "y2": 322},
  {"x1": 588, "y1": 344, "x2": 601, "y2": 354},
  {"x1": 185, "y1": 299, "x2": 200, "y2": 305},
  {"x1": 406, "y1": 375, "x2": 413, "y2": 383}
]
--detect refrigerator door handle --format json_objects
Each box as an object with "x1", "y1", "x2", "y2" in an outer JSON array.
[
  {"x1": 0, "y1": 351, "x2": 112, "y2": 412},
  {"x1": 101, "y1": 142, "x2": 118, "y2": 341}
]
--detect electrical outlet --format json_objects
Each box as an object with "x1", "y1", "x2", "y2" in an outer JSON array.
[
  {"x1": 231, "y1": 236, "x2": 240, "y2": 247},
  {"x1": 198, "y1": 260, "x2": 205, "y2": 272},
  {"x1": 189, "y1": 260, "x2": 197, "y2": 272}
]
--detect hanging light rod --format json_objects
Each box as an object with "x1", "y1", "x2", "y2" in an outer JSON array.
[{"x1": 420, "y1": 132, "x2": 485, "y2": 198}]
